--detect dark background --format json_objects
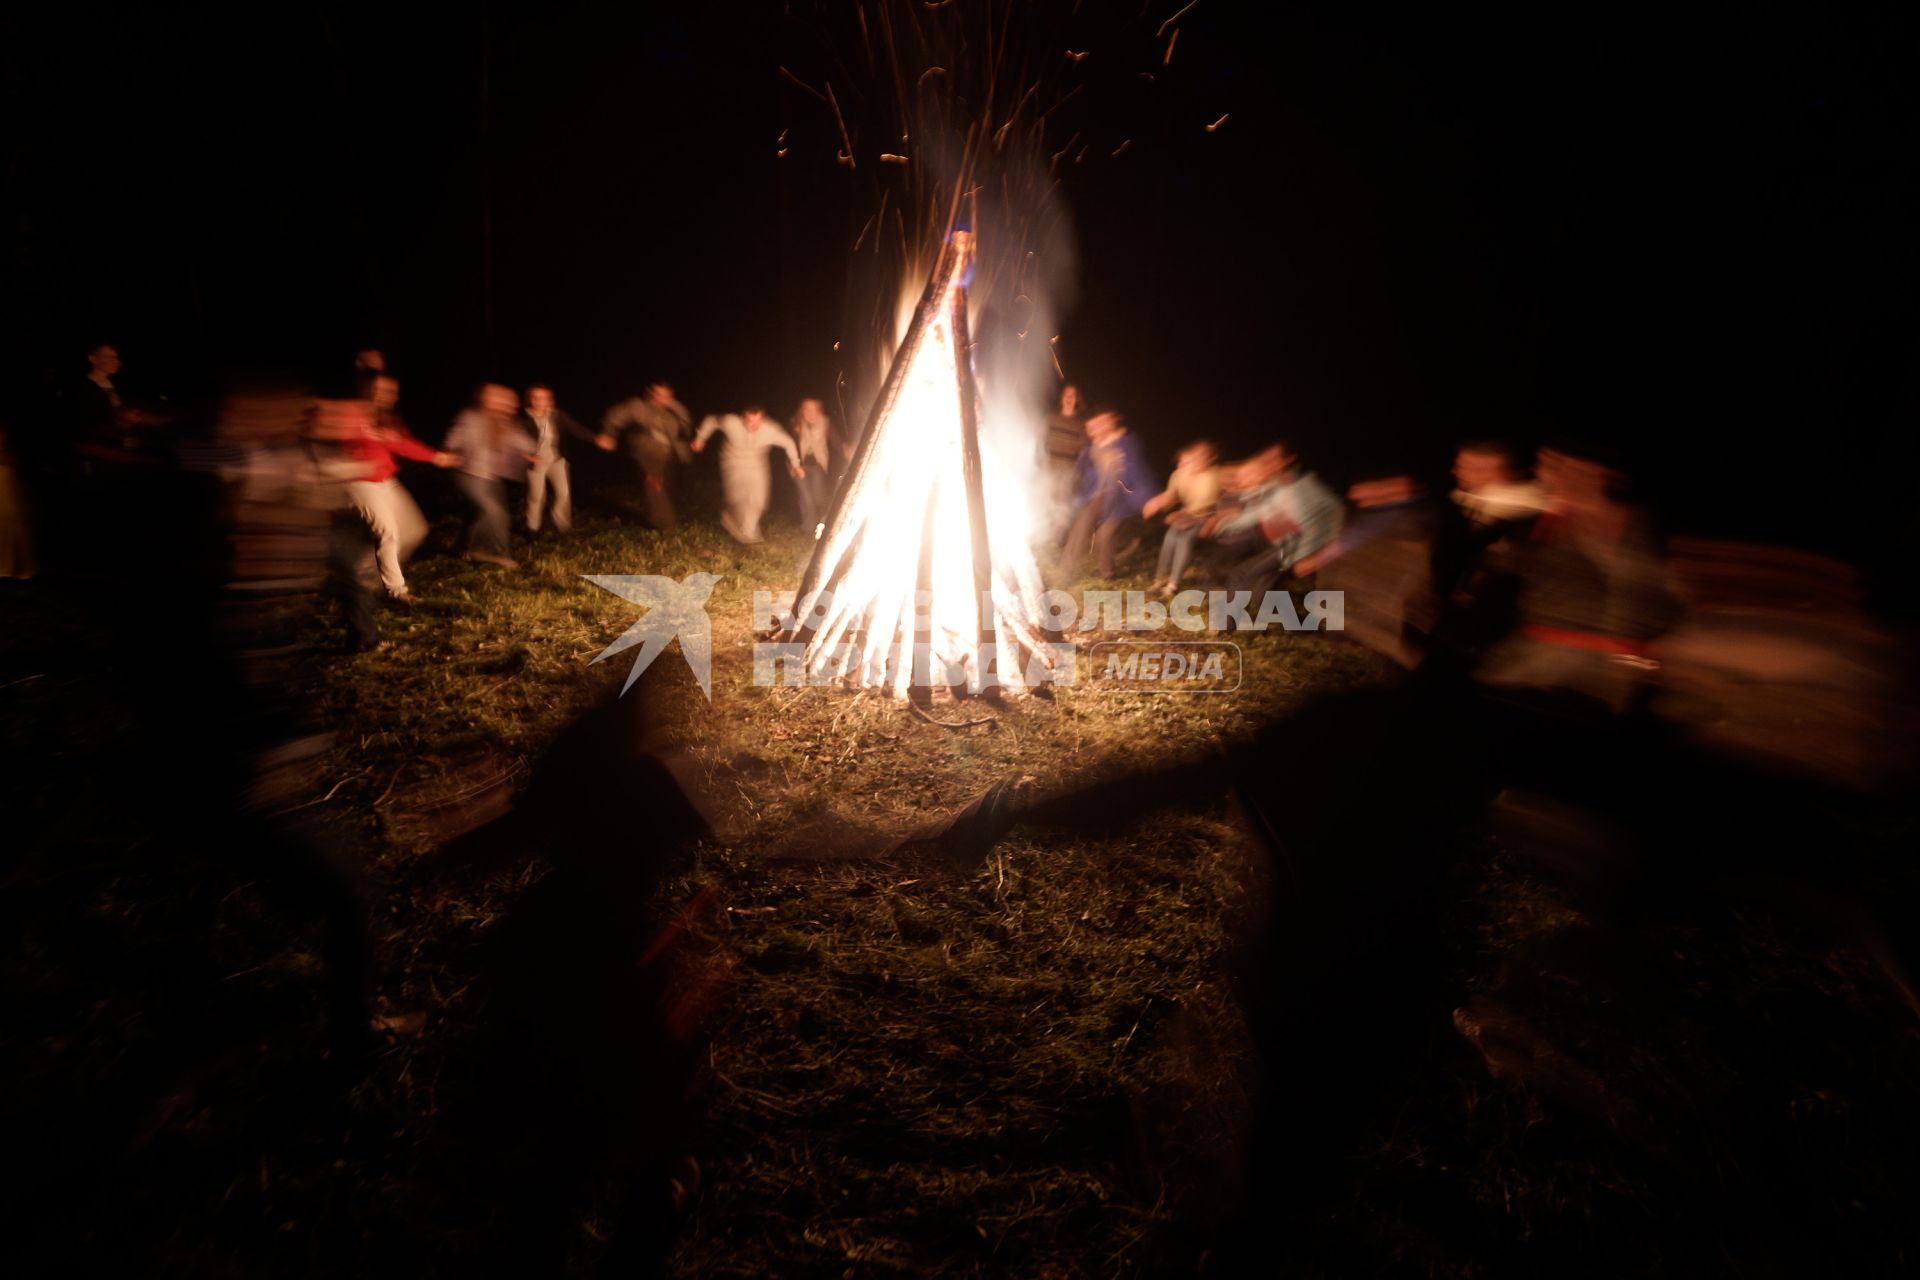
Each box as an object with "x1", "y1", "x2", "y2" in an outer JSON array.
[{"x1": 5, "y1": 1, "x2": 1917, "y2": 565}]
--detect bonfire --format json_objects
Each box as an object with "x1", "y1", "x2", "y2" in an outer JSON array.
[{"x1": 778, "y1": 230, "x2": 1061, "y2": 698}]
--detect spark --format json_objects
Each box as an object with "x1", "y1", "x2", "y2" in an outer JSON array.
[
  {"x1": 881, "y1": 152, "x2": 910, "y2": 164},
  {"x1": 1111, "y1": 139, "x2": 1131, "y2": 159},
  {"x1": 1064, "y1": 49, "x2": 1089, "y2": 63},
  {"x1": 1048, "y1": 336, "x2": 1065, "y2": 379},
  {"x1": 777, "y1": 66, "x2": 828, "y2": 104},
  {"x1": 1164, "y1": 28, "x2": 1179, "y2": 65},
  {"x1": 1156, "y1": 0, "x2": 1198, "y2": 39},
  {"x1": 1205, "y1": 112, "x2": 1229, "y2": 132},
  {"x1": 826, "y1": 81, "x2": 856, "y2": 170}
]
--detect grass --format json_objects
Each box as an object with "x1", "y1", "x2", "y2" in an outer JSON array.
[{"x1": 4, "y1": 487, "x2": 1918, "y2": 1277}]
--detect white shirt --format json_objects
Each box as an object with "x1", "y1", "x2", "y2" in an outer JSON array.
[{"x1": 694, "y1": 414, "x2": 800, "y2": 470}]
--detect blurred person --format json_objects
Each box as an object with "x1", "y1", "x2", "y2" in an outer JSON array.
[
  {"x1": 601, "y1": 381, "x2": 693, "y2": 530},
  {"x1": 354, "y1": 347, "x2": 387, "y2": 397},
  {"x1": 1063, "y1": 408, "x2": 1159, "y2": 580},
  {"x1": 1472, "y1": 443, "x2": 1678, "y2": 712},
  {"x1": 343, "y1": 373, "x2": 458, "y2": 602},
  {"x1": 692, "y1": 406, "x2": 802, "y2": 544},
  {"x1": 1426, "y1": 440, "x2": 1550, "y2": 664},
  {"x1": 1142, "y1": 438, "x2": 1222, "y2": 593},
  {"x1": 790, "y1": 397, "x2": 847, "y2": 533},
  {"x1": 1202, "y1": 443, "x2": 1344, "y2": 597},
  {"x1": 1314, "y1": 474, "x2": 1439, "y2": 668},
  {"x1": 1044, "y1": 383, "x2": 1085, "y2": 511},
  {"x1": 57, "y1": 342, "x2": 175, "y2": 573},
  {"x1": 1451, "y1": 440, "x2": 1548, "y2": 530},
  {"x1": 520, "y1": 383, "x2": 594, "y2": 535},
  {"x1": 305, "y1": 399, "x2": 389, "y2": 652},
  {"x1": 445, "y1": 384, "x2": 536, "y2": 568},
  {"x1": 65, "y1": 341, "x2": 170, "y2": 455}
]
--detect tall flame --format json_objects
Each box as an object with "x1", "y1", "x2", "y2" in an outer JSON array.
[{"x1": 784, "y1": 233, "x2": 1056, "y2": 696}]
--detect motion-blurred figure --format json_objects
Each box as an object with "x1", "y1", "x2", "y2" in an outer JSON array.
[
  {"x1": 445, "y1": 384, "x2": 535, "y2": 569},
  {"x1": 1142, "y1": 439, "x2": 1222, "y2": 593},
  {"x1": 1064, "y1": 408, "x2": 1158, "y2": 579},
  {"x1": 601, "y1": 381, "x2": 693, "y2": 530},
  {"x1": 691, "y1": 405, "x2": 802, "y2": 545},
  {"x1": 1423, "y1": 440, "x2": 1551, "y2": 667},
  {"x1": 344, "y1": 373, "x2": 457, "y2": 602},
  {"x1": 1314, "y1": 474, "x2": 1437, "y2": 667},
  {"x1": 1044, "y1": 383, "x2": 1085, "y2": 519},
  {"x1": 791, "y1": 396, "x2": 846, "y2": 534},
  {"x1": 306, "y1": 399, "x2": 389, "y2": 652},
  {"x1": 1473, "y1": 444, "x2": 1677, "y2": 712},
  {"x1": 519, "y1": 383, "x2": 593, "y2": 535},
  {"x1": 1202, "y1": 442, "x2": 1343, "y2": 596}
]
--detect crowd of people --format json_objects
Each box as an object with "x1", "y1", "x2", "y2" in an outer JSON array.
[
  {"x1": 0, "y1": 340, "x2": 1750, "y2": 714},
  {"x1": 1046, "y1": 381, "x2": 1693, "y2": 706},
  {"x1": 0, "y1": 342, "x2": 876, "y2": 650}
]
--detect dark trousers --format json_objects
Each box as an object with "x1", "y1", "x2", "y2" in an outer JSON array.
[
  {"x1": 458, "y1": 471, "x2": 512, "y2": 558},
  {"x1": 1227, "y1": 544, "x2": 1287, "y2": 598},
  {"x1": 631, "y1": 436, "x2": 678, "y2": 530},
  {"x1": 1065, "y1": 498, "x2": 1133, "y2": 578},
  {"x1": 327, "y1": 508, "x2": 379, "y2": 650},
  {"x1": 797, "y1": 460, "x2": 832, "y2": 532}
]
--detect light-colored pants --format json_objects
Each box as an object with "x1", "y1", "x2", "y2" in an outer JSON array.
[
  {"x1": 526, "y1": 456, "x2": 572, "y2": 532},
  {"x1": 720, "y1": 453, "x2": 772, "y2": 543},
  {"x1": 1155, "y1": 524, "x2": 1201, "y2": 585},
  {"x1": 347, "y1": 477, "x2": 427, "y2": 597}
]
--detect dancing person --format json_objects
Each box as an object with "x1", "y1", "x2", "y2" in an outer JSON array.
[
  {"x1": 691, "y1": 405, "x2": 802, "y2": 545},
  {"x1": 1203, "y1": 443, "x2": 1344, "y2": 597},
  {"x1": 445, "y1": 384, "x2": 535, "y2": 568},
  {"x1": 601, "y1": 381, "x2": 692, "y2": 530},
  {"x1": 791, "y1": 397, "x2": 846, "y2": 534},
  {"x1": 1044, "y1": 384, "x2": 1085, "y2": 506},
  {"x1": 343, "y1": 373, "x2": 457, "y2": 602},
  {"x1": 1063, "y1": 408, "x2": 1158, "y2": 580},
  {"x1": 1471, "y1": 443, "x2": 1678, "y2": 711},
  {"x1": 521, "y1": 383, "x2": 594, "y2": 535},
  {"x1": 1423, "y1": 440, "x2": 1551, "y2": 660},
  {"x1": 1142, "y1": 439, "x2": 1222, "y2": 593}
]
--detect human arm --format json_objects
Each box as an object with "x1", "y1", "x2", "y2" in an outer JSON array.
[{"x1": 767, "y1": 423, "x2": 803, "y2": 476}]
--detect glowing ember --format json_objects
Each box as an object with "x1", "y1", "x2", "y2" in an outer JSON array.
[{"x1": 781, "y1": 232, "x2": 1056, "y2": 697}]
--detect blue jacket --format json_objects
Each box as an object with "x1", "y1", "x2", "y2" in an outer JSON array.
[{"x1": 1070, "y1": 432, "x2": 1160, "y2": 520}]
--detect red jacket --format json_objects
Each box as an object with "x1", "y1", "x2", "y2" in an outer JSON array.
[{"x1": 343, "y1": 413, "x2": 440, "y2": 483}]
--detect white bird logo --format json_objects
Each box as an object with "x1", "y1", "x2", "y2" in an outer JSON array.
[{"x1": 585, "y1": 573, "x2": 723, "y2": 699}]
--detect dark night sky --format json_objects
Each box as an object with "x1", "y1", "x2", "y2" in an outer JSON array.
[{"x1": 5, "y1": 2, "x2": 1918, "y2": 561}]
